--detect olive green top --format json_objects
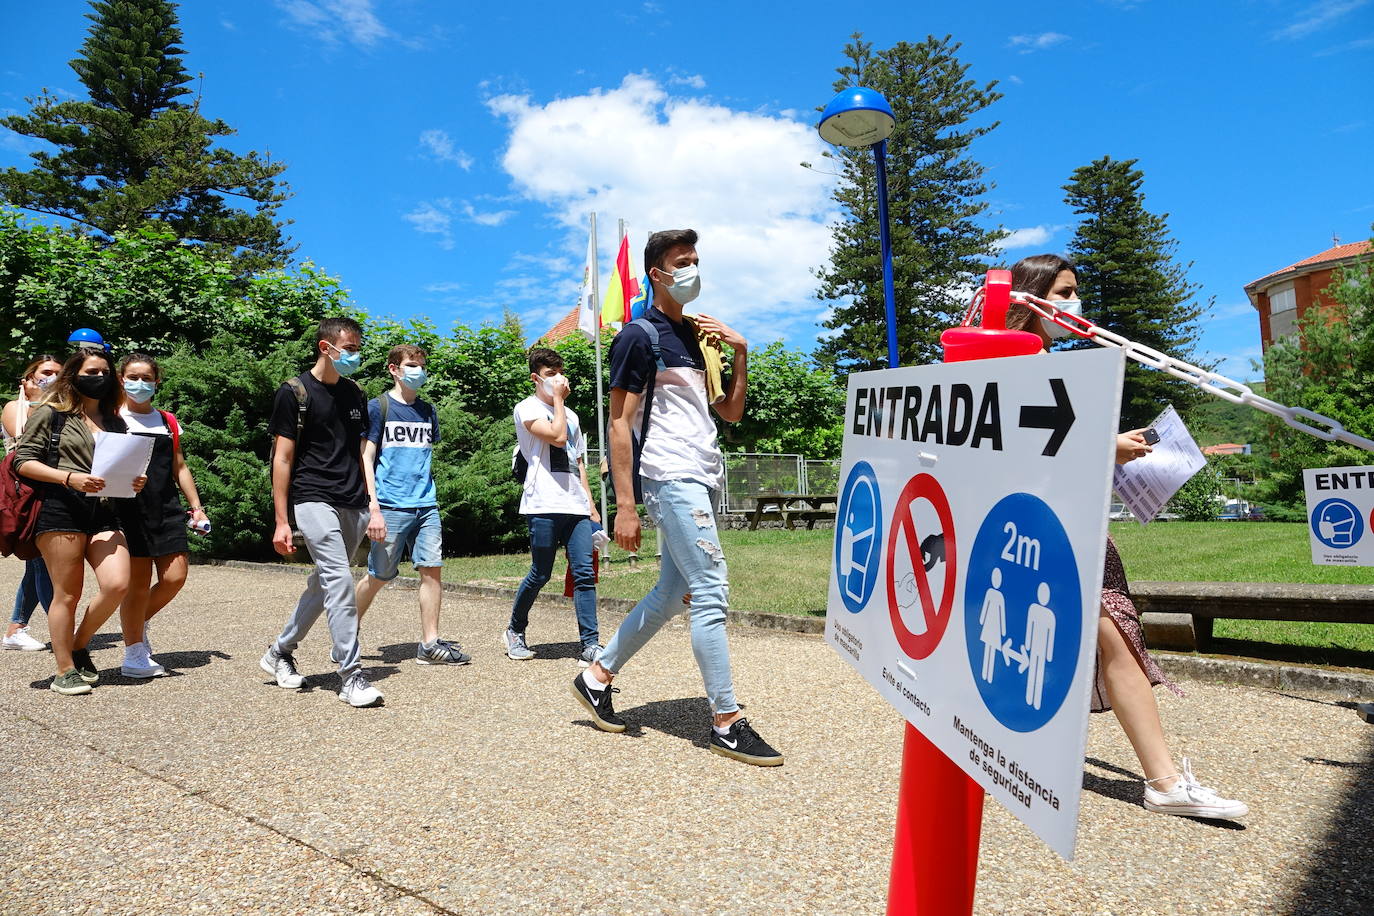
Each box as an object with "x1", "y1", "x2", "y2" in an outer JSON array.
[{"x1": 12, "y1": 404, "x2": 125, "y2": 477}]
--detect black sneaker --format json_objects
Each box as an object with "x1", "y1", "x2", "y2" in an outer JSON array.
[
  {"x1": 70, "y1": 647, "x2": 99, "y2": 684},
  {"x1": 570, "y1": 673, "x2": 626, "y2": 733},
  {"x1": 709, "y1": 717, "x2": 783, "y2": 767}
]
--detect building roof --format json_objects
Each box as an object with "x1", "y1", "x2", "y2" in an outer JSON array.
[
  {"x1": 542, "y1": 305, "x2": 584, "y2": 343},
  {"x1": 1245, "y1": 240, "x2": 1372, "y2": 293}
]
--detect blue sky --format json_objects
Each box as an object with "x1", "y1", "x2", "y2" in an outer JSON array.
[{"x1": 3, "y1": 0, "x2": 1371, "y2": 382}]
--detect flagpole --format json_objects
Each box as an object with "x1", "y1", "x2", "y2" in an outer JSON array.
[{"x1": 590, "y1": 212, "x2": 609, "y2": 546}]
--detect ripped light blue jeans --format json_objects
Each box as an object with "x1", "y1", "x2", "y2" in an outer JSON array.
[{"x1": 599, "y1": 478, "x2": 737, "y2": 715}]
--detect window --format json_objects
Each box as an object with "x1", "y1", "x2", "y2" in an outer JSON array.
[{"x1": 1268, "y1": 283, "x2": 1297, "y2": 339}]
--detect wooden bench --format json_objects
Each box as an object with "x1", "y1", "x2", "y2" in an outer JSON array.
[
  {"x1": 748, "y1": 494, "x2": 838, "y2": 530},
  {"x1": 1134, "y1": 582, "x2": 1374, "y2": 652}
]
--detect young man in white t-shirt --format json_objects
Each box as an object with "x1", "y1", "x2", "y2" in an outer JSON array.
[{"x1": 504, "y1": 347, "x2": 602, "y2": 664}]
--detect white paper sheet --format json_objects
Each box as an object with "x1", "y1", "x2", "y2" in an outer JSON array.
[
  {"x1": 89, "y1": 431, "x2": 154, "y2": 499},
  {"x1": 1111, "y1": 405, "x2": 1206, "y2": 524}
]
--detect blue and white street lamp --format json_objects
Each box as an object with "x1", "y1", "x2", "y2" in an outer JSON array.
[{"x1": 818, "y1": 87, "x2": 899, "y2": 369}]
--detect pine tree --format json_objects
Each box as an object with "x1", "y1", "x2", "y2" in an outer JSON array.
[
  {"x1": 1063, "y1": 156, "x2": 1206, "y2": 429},
  {"x1": 815, "y1": 33, "x2": 1003, "y2": 375},
  {"x1": 0, "y1": 0, "x2": 293, "y2": 272}
]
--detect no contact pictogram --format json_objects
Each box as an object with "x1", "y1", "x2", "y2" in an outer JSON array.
[{"x1": 885, "y1": 473, "x2": 957, "y2": 660}]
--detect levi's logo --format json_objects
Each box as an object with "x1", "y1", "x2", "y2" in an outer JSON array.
[{"x1": 383, "y1": 421, "x2": 433, "y2": 448}]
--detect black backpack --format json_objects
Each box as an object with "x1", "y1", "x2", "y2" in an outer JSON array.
[{"x1": 616, "y1": 317, "x2": 667, "y2": 504}]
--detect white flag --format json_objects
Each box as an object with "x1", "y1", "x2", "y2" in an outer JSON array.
[{"x1": 577, "y1": 228, "x2": 598, "y2": 339}]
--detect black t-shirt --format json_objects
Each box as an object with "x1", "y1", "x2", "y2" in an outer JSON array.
[
  {"x1": 608, "y1": 306, "x2": 704, "y2": 393},
  {"x1": 268, "y1": 372, "x2": 369, "y2": 509}
]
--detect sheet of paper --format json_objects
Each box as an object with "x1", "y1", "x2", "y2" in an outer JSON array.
[
  {"x1": 1111, "y1": 405, "x2": 1206, "y2": 524},
  {"x1": 89, "y1": 431, "x2": 154, "y2": 499}
]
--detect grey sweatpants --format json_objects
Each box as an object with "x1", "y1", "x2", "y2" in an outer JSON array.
[{"x1": 274, "y1": 502, "x2": 368, "y2": 678}]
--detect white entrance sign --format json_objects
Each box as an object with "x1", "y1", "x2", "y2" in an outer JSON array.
[
  {"x1": 1304, "y1": 466, "x2": 1374, "y2": 566},
  {"x1": 828, "y1": 348, "x2": 1124, "y2": 860}
]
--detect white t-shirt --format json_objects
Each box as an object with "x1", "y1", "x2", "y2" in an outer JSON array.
[
  {"x1": 514, "y1": 395, "x2": 591, "y2": 516},
  {"x1": 121, "y1": 407, "x2": 169, "y2": 436}
]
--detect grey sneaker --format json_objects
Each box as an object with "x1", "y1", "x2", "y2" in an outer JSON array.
[
  {"x1": 259, "y1": 645, "x2": 305, "y2": 689},
  {"x1": 503, "y1": 628, "x2": 534, "y2": 661},
  {"x1": 578, "y1": 644, "x2": 604, "y2": 668},
  {"x1": 51, "y1": 668, "x2": 92, "y2": 696},
  {"x1": 416, "y1": 638, "x2": 472, "y2": 666},
  {"x1": 338, "y1": 672, "x2": 383, "y2": 707}
]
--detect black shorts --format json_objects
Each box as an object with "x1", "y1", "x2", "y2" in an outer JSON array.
[
  {"x1": 34, "y1": 485, "x2": 123, "y2": 538},
  {"x1": 120, "y1": 497, "x2": 189, "y2": 558}
]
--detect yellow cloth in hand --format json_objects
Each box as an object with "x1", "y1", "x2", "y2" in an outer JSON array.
[{"x1": 683, "y1": 314, "x2": 725, "y2": 404}]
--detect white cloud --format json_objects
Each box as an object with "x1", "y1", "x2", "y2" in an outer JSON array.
[
  {"x1": 419, "y1": 129, "x2": 474, "y2": 170},
  {"x1": 485, "y1": 73, "x2": 838, "y2": 342},
  {"x1": 403, "y1": 201, "x2": 454, "y2": 250},
  {"x1": 1274, "y1": 0, "x2": 1369, "y2": 40},
  {"x1": 669, "y1": 73, "x2": 707, "y2": 90},
  {"x1": 423, "y1": 281, "x2": 465, "y2": 293},
  {"x1": 462, "y1": 202, "x2": 515, "y2": 226},
  {"x1": 996, "y1": 225, "x2": 1064, "y2": 252},
  {"x1": 276, "y1": 0, "x2": 390, "y2": 47},
  {"x1": 1008, "y1": 32, "x2": 1070, "y2": 53},
  {"x1": 1316, "y1": 34, "x2": 1374, "y2": 54}
]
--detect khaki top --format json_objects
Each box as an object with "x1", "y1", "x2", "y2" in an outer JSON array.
[{"x1": 12, "y1": 404, "x2": 126, "y2": 476}]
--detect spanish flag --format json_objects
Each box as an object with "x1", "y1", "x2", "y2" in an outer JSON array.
[{"x1": 600, "y1": 235, "x2": 640, "y2": 327}]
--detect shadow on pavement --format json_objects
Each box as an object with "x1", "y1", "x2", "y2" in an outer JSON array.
[
  {"x1": 1207, "y1": 637, "x2": 1374, "y2": 672},
  {"x1": 1083, "y1": 756, "x2": 1144, "y2": 806},
  {"x1": 621, "y1": 695, "x2": 715, "y2": 746},
  {"x1": 529, "y1": 639, "x2": 583, "y2": 662},
  {"x1": 1288, "y1": 725, "x2": 1374, "y2": 914}
]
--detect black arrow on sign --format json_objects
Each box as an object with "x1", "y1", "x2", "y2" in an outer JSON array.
[{"x1": 1019, "y1": 378, "x2": 1075, "y2": 457}]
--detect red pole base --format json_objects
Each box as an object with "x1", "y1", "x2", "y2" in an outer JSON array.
[{"x1": 886, "y1": 721, "x2": 984, "y2": 915}]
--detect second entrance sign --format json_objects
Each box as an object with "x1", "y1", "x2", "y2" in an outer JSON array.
[{"x1": 827, "y1": 347, "x2": 1125, "y2": 859}]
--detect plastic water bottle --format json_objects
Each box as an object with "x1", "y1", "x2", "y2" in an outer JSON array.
[{"x1": 188, "y1": 516, "x2": 212, "y2": 536}]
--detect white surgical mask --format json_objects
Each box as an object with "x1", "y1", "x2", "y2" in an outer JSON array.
[
  {"x1": 542, "y1": 373, "x2": 568, "y2": 397},
  {"x1": 1041, "y1": 298, "x2": 1083, "y2": 339},
  {"x1": 657, "y1": 264, "x2": 701, "y2": 306},
  {"x1": 123, "y1": 379, "x2": 156, "y2": 404},
  {"x1": 400, "y1": 366, "x2": 427, "y2": 390}
]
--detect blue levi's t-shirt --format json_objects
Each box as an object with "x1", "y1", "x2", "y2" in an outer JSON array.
[{"x1": 367, "y1": 393, "x2": 441, "y2": 508}]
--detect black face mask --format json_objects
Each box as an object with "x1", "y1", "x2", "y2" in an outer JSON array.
[{"x1": 73, "y1": 372, "x2": 114, "y2": 399}]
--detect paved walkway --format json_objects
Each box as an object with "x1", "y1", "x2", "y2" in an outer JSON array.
[{"x1": 1, "y1": 559, "x2": 1371, "y2": 915}]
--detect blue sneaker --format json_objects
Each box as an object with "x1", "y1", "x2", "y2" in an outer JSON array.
[
  {"x1": 416, "y1": 638, "x2": 472, "y2": 666},
  {"x1": 503, "y1": 629, "x2": 534, "y2": 661}
]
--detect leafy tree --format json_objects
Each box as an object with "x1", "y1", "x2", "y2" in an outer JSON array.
[
  {"x1": 815, "y1": 33, "x2": 1003, "y2": 375},
  {"x1": 1170, "y1": 461, "x2": 1223, "y2": 521},
  {"x1": 1062, "y1": 157, "x2": 1206, "y2": 429},
  {"x1": 1254, "y1": 229, "x2": 1374, "y2": 516},
  {"x1": 0, "y1": 209, "x2": 345, "y2": 377},
  {"x1": 0, "y1": 0, "x2": 293, "y2": 272},
  {"x1": 726, "y1": 341, "x2": 845, "y2": 458}
]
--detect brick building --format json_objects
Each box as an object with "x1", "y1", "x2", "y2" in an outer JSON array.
[{"x1": 1244, "y1": 240, "x2": 1372, "y2": 352}]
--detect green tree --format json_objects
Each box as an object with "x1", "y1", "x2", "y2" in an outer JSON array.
[
  {"x1": 815, "y1": 33, "x2": 1003, "y2": 375},
  {"x1": 1254, "y1": 230, "x2": 1374, "y2": 516},
  {"x1": 726, "y1": 342, "x2": 845, "y2": 458},
  {"x1": 0, "y1": 0, "x2": 293, "y2": 272},
  {"x1": 1062, "y1": 157, "x2": 1206, "y2": 429}
]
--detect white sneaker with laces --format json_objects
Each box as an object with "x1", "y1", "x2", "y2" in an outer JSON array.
[
  {"x1": 338, "y1": 672, "x2": 383, "y2": 707},
  {"x1": 121, "y1": 642, "x2": 166, "y2": 678},
  {"x1": 2, "y1": 627, "x2": 46, "y2": 651},
  {"x1": 259, "y1": 646, "x2": 305, "y2": 689},
  {"x1": 1143, "y1": 758, "x2": 1248, "y2": 821}
]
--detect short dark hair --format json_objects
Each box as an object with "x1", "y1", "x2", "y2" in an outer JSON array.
[
  {"x1": 528, "y1": 347, "x2": 563, "y2": 375},
  {"x1": 1006, "y1": 254, "x2": 1077, "y2": 334},
  {"x1": 644, "y1": 229, "x2": 698, "y2": 276},
  {"x1": 316, "y1": 317, "x2": 363, "y2": 347},
  {"x1": 387, "y1": 344, "x2": 426, "y2": 367}
]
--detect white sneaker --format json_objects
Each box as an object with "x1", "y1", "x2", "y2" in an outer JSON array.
[
  {"x1": 1144, "y1": 758, "x2": 1248, "y2": 821},
  {"x1": 259, "y1": 646, "x2": 305, "y2": 689},
  {"x1": 338, "y1": 672, "x2": 383, "y2": 708},
  {"x1": 2, "y1": 627, "x2": 45, "y2": 651},
  {"x1": 142, "y1": 618, "x2": 154, "y2": 656},
  {"x1": 121, "y1": 642, "x2": 166, "y2": 678}
]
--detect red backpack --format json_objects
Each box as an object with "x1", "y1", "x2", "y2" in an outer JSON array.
[{"x1": 0, "y1": 412, "x2": 68, "y2": 560}]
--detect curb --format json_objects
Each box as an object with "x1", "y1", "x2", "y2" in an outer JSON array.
[{"x1": 209, "y1": 559, "x2": 1373, "y2": 693}]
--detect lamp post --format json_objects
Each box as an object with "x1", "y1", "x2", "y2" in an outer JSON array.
[
  {"x1": 820, "y1": 87, "x2": 983, "y2": 916},
  {"x1": 818, "y1": 87, "x2": 898, "y2": 369}
]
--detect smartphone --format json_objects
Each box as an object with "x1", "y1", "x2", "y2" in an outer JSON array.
[{"x1": 1142, "y1": 428, "x2": 1160, "y2": 446}]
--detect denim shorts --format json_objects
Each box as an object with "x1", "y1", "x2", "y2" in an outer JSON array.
[{"x1": 367, "y1": 505, "x2": 443, "y2": 580}]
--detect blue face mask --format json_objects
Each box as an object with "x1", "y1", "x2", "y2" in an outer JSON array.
[
  {"x1": 123, "y1": 379, "x2": 156, "y2": 404},
  {"x1": 400, "y1": 366, "x2": 427, "y2": 390},
  {"x1": 327, "y1": 343, "x2": 362, "y2": 377}
]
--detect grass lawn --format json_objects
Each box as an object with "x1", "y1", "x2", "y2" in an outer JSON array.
[{"x1": 442, "y1": 521, "x2": 1374, "y2": 656}]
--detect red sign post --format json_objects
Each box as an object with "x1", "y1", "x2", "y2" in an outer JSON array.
[{"x1": 885, "y1": 270, "x2": 1043, "y2": 914}]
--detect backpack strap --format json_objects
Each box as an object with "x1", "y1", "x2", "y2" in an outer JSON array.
[
  {"x1": 47, "y1": 411, "x2": 68, "y2": 467},
  {"x1": 285, "y1": 376, "x2": 309, "y2": 443},
  {"x1": 629, "y1": 317, "x2": 665, "y2": 449},
  {"x1": 158, "y1": 409, "x2": 180, "y2": 454}
]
